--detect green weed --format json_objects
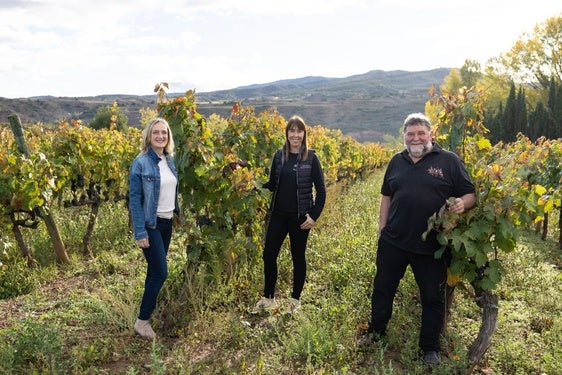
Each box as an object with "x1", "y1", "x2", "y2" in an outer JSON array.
[
  {"x1": 1, "y1": 318, "x2": 66, "y2": 373},
  {"x1": 0, "y1": 253, "x2": 36, "y2": 299},
  {"x1": 1, "y1": 170, "x2": 561, "y2": 374}
]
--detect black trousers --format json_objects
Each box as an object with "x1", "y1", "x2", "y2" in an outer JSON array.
[
  {"x1": 262, "y1": 211, "x2": 310, "y2": 300},
  {"x1": 369, "y1": 237, "x2": 447, "y2": 352}
]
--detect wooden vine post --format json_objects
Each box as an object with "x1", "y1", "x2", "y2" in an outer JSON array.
[{"x1": 8, "y1": 114, "x2": 70, "y2": 264}]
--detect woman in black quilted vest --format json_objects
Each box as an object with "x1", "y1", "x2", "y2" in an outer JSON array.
[{"x1": 252, "y1": 115, "x2": 326, "y2": 315}]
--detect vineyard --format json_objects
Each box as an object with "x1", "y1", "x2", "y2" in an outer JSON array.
[
  {"x1": 0, "y1": 87, "x2": 390, "y2": 269},
  {"x1": 1, "y1": 85, "x2": 562, "y2": 374}
]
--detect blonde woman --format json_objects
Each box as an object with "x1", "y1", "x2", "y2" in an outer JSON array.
[{"x1": 129, "y1": 118, "x2": 179, "y2": 339}]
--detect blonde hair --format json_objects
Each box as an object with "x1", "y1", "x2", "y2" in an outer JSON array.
[
  {"x1": 284, "y1": 115, "x2": 309, "y2": 161},
  {"x1": 140, "y1": 118, "x2": 175, "y2": 156}
]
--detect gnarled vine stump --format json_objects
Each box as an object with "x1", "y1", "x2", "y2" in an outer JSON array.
[
  {"x1": 445, "y1": 285, "x2": 498, "y2": 373},
  {"x1": 467, "y1": 288, "x2": 498, "y2": 371}
]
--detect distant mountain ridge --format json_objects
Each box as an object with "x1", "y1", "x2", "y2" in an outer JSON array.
[
  {"x1": 197, "y1": 68, "x2": 448, "y2": 101},
  {"x1": 0, "y1": 68, "x2": 451, "y2": 143}
]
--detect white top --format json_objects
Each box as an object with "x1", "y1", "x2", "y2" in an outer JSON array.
[{"x1": 157, "y1": 157, "x2": 177, "y2": 219}]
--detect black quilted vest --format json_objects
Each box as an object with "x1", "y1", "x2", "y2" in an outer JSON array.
[{"x1": 271, "y1": 148, "x2": 315, "y2": 217}]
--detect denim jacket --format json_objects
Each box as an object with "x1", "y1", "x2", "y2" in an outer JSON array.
[{"x1": 129, "y1": 148, "x2": 180, "y2": 241}]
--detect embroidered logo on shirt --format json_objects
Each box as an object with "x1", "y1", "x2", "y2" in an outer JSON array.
[{"x1": 427, "y1": 166, "x2": 444, "y2": 179}]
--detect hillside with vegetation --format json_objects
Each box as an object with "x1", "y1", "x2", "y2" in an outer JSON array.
[{"x1": 0, "y1": 68, "x2": 450, "y2": 143}]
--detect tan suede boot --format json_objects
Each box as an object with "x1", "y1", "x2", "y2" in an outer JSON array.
[{"x1": 134, "y1": 318, "x2": 156, "y2": 339}]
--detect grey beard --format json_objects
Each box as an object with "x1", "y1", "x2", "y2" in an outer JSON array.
[{"x1": 406, "y1": 142, "x2": 431, "y2": 158}]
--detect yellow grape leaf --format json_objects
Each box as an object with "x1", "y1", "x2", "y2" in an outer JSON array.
[
  {"x1": 534, "y1": 215, "x2": 544, "y2": 224},
  {"x1": 490, "y1": 163, "x2": 503, "y2": 179},
  {"x1": 538, "y1": 196, "x2": 547, "y2": 205},
  {"x1": 476, "y1": 137, "x2": 492, "y2": 150},
  {"x1": 534, "y1": 184, "x2": 547, "y2": 196},
  {"x1": 517, "y1": 150, "x2": 530, "y2": 163},
  {"x1": 447, "y1": 268, "x2": 461, "y2": 286}
]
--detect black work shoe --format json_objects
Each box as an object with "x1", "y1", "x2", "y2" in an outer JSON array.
[
  {"x1": 421, "y1": 350, "x2": 441, "y2": 365},
  {"x1": 357, "y1": 331, "x2": 384, "y2": 348}
]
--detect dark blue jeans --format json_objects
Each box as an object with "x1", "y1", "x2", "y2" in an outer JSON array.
[
  {"x1": 138, "y1": 217, "x2": 172, "y2": 320},
  {"x1": 263, "y1": 212, "x2": 310, "y2": 300},
  {"x1": 369, "y1": 237, "x2": 447, "y2": 352}
]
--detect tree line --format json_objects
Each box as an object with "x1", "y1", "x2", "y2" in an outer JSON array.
[{"x1": 441, "y1": 15, "x2": 562, "y2": 146}]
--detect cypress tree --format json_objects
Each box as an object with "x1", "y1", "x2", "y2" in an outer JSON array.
[
  {"x1": 554, "y1": 84, "x2": 562, "y2": 138},
  {"x1": 546, "y1": 78, "x2": 558, "y2": 139},
  {"x1": 529, "y1": 101, "x2": 548, "y2": 141},
  {"x1": 502, "y1": 82, "x2": 518, "y2": 142},
  {"x1": 486, "y1": 104, "x2": 504, "y2": 144},
  {"x1": 516, "y1": 86, "x2": 528, "y2": 137}
]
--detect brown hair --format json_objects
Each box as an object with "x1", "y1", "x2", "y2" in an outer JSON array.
[{"x1": 284, "y1": 115, "x2": 309, "y2": 161}]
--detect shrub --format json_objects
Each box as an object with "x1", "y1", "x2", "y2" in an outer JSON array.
[
  {"x1": 89, "y1": 102, "x2": 128, "y2": 130},
  {"x1": 0, "y1": 253, "x2": 36, "y2": 299}
]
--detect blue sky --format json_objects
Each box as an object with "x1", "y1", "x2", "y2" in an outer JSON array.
[{"x1": 1, "y1": 0, "x2": 561, "y2": 98}]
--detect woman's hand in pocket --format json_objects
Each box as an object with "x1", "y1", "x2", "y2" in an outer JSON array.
[{"x1": 300, "y1": 214, "x2": 316, "y2": 230}]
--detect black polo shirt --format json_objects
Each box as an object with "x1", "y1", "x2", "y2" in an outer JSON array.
[{"x1": 380, "y1": 143, "x2": 475, "y2": 255}]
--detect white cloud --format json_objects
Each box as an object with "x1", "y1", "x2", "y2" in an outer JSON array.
[
  {"x1": 1, "y1": 0, "x2": 561, "y2": 97},
  {"x1": 158, "y1": 0, "x2": 370, "y2": 17}
]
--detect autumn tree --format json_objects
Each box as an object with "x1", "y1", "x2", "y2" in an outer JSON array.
[
  {"x1": 139, "y1": 107, "x2": 158, "y2": 128},
  {"x1": 442, "y1": 68, "x2": 463, "y2": 93},
  {"x1": 488, "y1": 15, "x2": 562, "y2": 92},
  {"x1": 441, "y1": 59, "x2": 484, "y2": 93},
  {"x1": 89, "y1": 102, "x2": 128, "y2": 131},
  {"x1": 460, "y1": 59, "x2": 483, "y2": 88}
]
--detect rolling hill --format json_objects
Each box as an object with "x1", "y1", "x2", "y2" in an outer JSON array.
[{"x1": 0, "y1": 68, "x2": 450, "y2": 143}]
